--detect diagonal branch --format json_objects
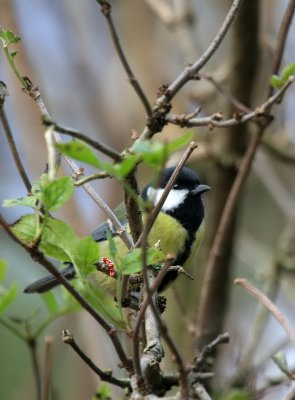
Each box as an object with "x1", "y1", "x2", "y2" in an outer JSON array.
[
  {"x1": 97, "y1": 1, "x2": 152, "y2": 117},
  {"x1": 0, "y1": 213, "x2": 133, "y2": 374},
  {"x1": 62, "y1": 330, "x2": 131, "y2": 389},
  {"x1": 0, "y1": 82, "x2": 32, "y2": 192}
]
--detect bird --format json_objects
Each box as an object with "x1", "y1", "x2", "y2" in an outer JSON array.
[{"x1": 24, "y1": 166, "x2": 210, "y2": 295}]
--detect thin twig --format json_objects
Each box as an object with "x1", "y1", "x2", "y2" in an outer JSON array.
[
  {"x1": 44, "y1": 119, "x2": 122, "y2": 162},
  {"x1": 140, "y1": 0, "x2": 243, "y2": 140},
  {"x1": 235, "y1": 278, "x2": 295, "y2": 349},
  {"x1": 43, "y1": 335, "x2": 53, "y2": 400},
  {"x1": 159, "y1": 0, "x2": 243, "y2": 101},
  {"x1": 27, "y1": 338, "x2": 42, "y2": 400},
  {"x1": 0, "y1": 82, "x2": 32, "y2": 192},
  {"x1": 167, "y1": 76, "x2": 294, "y2": 128},
  {"x1": 62, "y1": 330, "x2": 131, "y2": 389},
  {"x1": 0, "y1": 214, "x2": 133, "y2": 373},
  {"x1": 97, "y1": 1, "x2": 152, "y2": 117}
]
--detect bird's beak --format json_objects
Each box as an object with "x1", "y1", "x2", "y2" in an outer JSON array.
[{"x1": 192, "y1": 184, "x2": 211, "y2": 195}]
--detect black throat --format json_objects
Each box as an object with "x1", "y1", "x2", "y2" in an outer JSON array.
[{"x1": 158, "y1": 193, "x2": 205, "y2": 291}]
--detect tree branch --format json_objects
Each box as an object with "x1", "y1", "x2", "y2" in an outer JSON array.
[
  {"x1": 43, "y1": 119, "x2": 122, "y2": 162},
  {"x1": 235, "y1": 278, "x2": 295, "y2": 349},
  {"x1": 0, "y1": 213, "x2": 133, "y2": 373},
  {"x1": 97, "y1": 1, "x2": 152, "y2": 117},
  {"x1": 62, "y1": 330, "x2": 131, "y2": 389},
  {"x1": 0, "y1": 81, "x2": 32, "y2": 192}
]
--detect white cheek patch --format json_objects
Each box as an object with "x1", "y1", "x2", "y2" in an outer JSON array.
[{"x1": 147, "y1": 187, "x2": 188, "y2": 212}]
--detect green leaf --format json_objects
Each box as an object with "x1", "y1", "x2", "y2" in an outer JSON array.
[
  {"x1": 11, "y1": 214, "x2": 37, "y2": 244},
  {"x1": 166, "y1": 131, "x2": 193, "y2": 154},
  {"x1": 11, "y1": 215, "x2": 79, "y2": 261},
  {"x1": 0, "y1": 283, "x2": 18, "y2": 313},
  {"x1": 273, "y1": 351, "x2": 289, "y2": 373},
  {"x1": 41, "y1": 176, "x2": 74, "y2": 211},
  {"x1": 220, "y1": 390, "x2": 251, "y2": 400},
  {"x1": 56, "y1": 140, "x2": 111, "y2": 170},
  {"x1": 270, "y1": 75, "x2": 282, "y2": 89},
  {"x1": 0, "y1": 29, "x2": 21, "y2": 47},
  {"x1": 10, "y1": 51, "x2": 17, "y2": 59},
  {"x1": 93, "y1": 383, "x2": 112, "y2": 400},
  {"x1": 31, "y1": 173, "x2": 49, "y2": 196},
  {"x1": 40, "y1": 217, "x2": 78, "y2": 261},
  {"x1": 67, "y1": 236, "x2": 99, "y2": 277},
  {"x1": 107, "y1": 231, "x2": 117, "y2": 260},
  {"x1": 120, "y1": 247, "x2": 165, "y2": 275},
  {"x1": 0, "y1": 260, "x2": 7, "y2": 283},
  {"x1": 112, "y1": 155, "x2": 138, "y2": 178},
  {"x1": 281, "y1": 62, "x2": 295, "y2": 82},
  {"x1": 42, "y1": 291, "x2": 59, "y2": 314},
  {"x1": 2, "y1": 196, "x2": 37, "y2": 209},
  {"x1": 133, "y1": 140, "x2": 166, "y2": 168}
]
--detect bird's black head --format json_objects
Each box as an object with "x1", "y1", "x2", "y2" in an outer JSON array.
[{"x1": 142, "y1": 166, "x2": 210, "y2": 234}]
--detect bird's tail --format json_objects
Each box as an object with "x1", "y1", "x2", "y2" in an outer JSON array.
[{"x1": 24, "y1": 264, "x2": 76, "y2": 293}]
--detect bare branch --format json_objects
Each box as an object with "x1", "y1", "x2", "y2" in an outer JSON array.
[
  {"x1": 235, "y1": 278, "x2": 295, "y2": 349},
  {"x1": 43, "y1": 335, "x2": 53, "y2": 400},
  {"x1": 0, "y1": 81, "x2": 32, "y2": 192},
  {"x1": 157, "y1": 0, "x2": 243, "y2": 103},
  {"x1": 168, "y1": 76, "x2": 294, "y2": 128},
  {"x1": 97, "y1": 1, "x2": 152, "y2": 117},
  {"x1": 43, "y1": 119, "x2": 122, "y2": 162},
  {"x1": 62, "y1": 330, "x2": 131, "y2": 389}
]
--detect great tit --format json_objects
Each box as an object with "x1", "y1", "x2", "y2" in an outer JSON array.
[{"x1": 24, "y1": 167, "x2": 210, "y2": 295}]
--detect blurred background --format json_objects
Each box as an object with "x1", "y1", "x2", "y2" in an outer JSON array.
[{"x1": 0, "y1": 0, "x2": 295, "y2": 399}]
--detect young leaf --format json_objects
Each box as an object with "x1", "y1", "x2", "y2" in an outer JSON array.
[
  {"x1": 0, "y1": 29, "x2": 21, "y2": 47},
  {"x1": 11, "y1": 214, "x2": 37, "y2": 244},
  {"x1": 166, "y1": 131, "x2": 193, "y2": 154},
  {"x1": 0, "y1": 284, "x2": 18, "y2": 313},
  {"x1": 67, "y1": 236, "x2": 99, "y2": 277},
  {"x1": 56, "y1": 140, "x2": 111, "y2": 170},
  {"x1": 281, "y1": 62, "x2": 295, "y2": 82},
  {"x1": 0, "y1": 260, "x2": 7, "y2": 283},
  {"x1": 133, "y1": 140, "x2": 166, "y2": 168},
  {"x1": 40, "y1": 217, "x2": 78, "y2": 261},
  {"x1": 93, "y1": 383, "x2": 112, "y2": 400},
  {"x1": 120, "y1": 247, "x2": 165, "y2": 275},
  {"x1": 106, "y1": 231, "x2": 118, "y2": 259},
  {"x1": 42, "y1": 291, "x2": 59, "y2": 315},
  {"x1": 2, "y1": 196, "x2": 37, "y2": 209},
  {"x1": 41, "y1": 176, "x2": 74, "y2": 211},
  {"x1": 270, "y1": 75, "x2": 282, "y2": 89},
  {"x1": 112, "y1": 155, "x2": 138, "y2": 178}
]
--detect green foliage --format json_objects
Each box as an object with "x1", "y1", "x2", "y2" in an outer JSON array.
[
  {"x1": 67, "y1": 236, "x2": 99, "y2": 277},
  {"x1": 57, "y1": 140, "x2": 139, "y2": 178},
  {"x1": 92, "y1": 383, "x2": 112, "y2": 400},
  {"x1": 133, "y1": 131, "x2": 193, "y2": 169},
  {"x1": 270, "y1": 62, "x2": 295, "y2": 89},
  {"x1": 219, "y1": 389, "x2": 251, "y2": 400},
  {"x1": 120, "y1": 247, "x2": 165, "y2": 275},
  {"x1": 56, "y1": 140, "x2": 107, "y2": 169},
  {"x1": 41, "y1": 176, "x2": 73, "y2": 211},
  {"x1": 0, "y1": 260, "x2": 18, "y2": 314},
  {"x1": 2, "y1": 196, "x2": 37, "y2": 209},
  {"x1": 3, "y1": 174, "x2": 74, "y2": 214},
  {"x1": 0, "y1": 29, "x2": 20, "y2": 48},
  {"x1": 273, "y1": 351, "x2": 289, "y2": 375},
  {"x1": 0, "y1": 28, "x2": 25, "y2": 86}
]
